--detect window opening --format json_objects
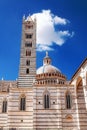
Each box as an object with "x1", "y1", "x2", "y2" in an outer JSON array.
[
  {"x1": 2, "y1": 101, "x2": 7, "y2": 113},
  {"x1": 26, "y1": 60, "x2": 30, "y2": 66},
  {"x1": 44, "y1": 94, "x2": 50, "y2": 109},
  {"x1": 66, "y1": 93, "x2": 71, "y2": 109},
  {"x1": 20, "y1": 97, "x2": 26, "y2": 111},
  {"x1": 26, "y1": 68, "x2": 29, "y2": 74},
  {"x1": 25, "y1": 42, "x2": 32, "y2": 47},
  {"x1": 26, "y1": 34, "x2": 32, "y2": 39},
  {"x1": 26, "y1": 50, "x2": 31, "y2": 56}
]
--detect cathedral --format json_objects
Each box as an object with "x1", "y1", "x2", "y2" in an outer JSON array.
[{"x1": 0, "y1": 15, "x2": 87, "y2": 130}]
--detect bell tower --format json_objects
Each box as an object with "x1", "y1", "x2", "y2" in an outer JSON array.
[{"x1": 18, "y1": 15, "x2": 36, "y2": 87}]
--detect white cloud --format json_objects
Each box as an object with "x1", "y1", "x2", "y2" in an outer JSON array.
[
  {"x1": 53, "y1": 16, "x2": 68, "y2": 25},
  {"x1": 31, "y1": 10, "x2": 74, "y2": 51},
  {"x1": 37, "y1": 44, "x2": 54, "y2": 52}
]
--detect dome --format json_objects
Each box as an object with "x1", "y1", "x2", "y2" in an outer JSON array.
[
  {"x1": 37, "y1": 64, "x2": 61, "y2": 74},
  {"x1": 36, "y1": 52, "x2": 61, "y2": 74}
]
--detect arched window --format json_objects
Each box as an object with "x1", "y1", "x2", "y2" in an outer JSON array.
[
  {"x1": 26, "y1": 50, "x2": 31, "y2": 56},
  {"x1": 2, "y1": 100, "x2": 7, "y2": 113},
  {"x1": 26, "y1": 68, "x2": 29, "y2": 74},
  {"x1": 26, "y1": 60, "x2": 30, "y2": 66},
  {"x1": 25, "y1": 42, "x2": 32, "y2": 47},
  {"x1": 25, "y1": 34, "x2": 32, "y2": 39},
  {"x1": 20, "y1": 96, "x2": 26, "y2": 111},
  {"x1": 44, "y1": 94, "x2": 50, "y2": 109},
  {"x1": 66, "y1": 92, "x2": 72, "y2": 109}
]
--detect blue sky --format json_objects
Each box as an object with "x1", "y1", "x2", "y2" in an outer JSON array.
[{"x1": 0, "y1": 0, "x2": 87, "y2": 80}]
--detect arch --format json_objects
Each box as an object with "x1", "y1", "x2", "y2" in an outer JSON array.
[
  {"x1": 20, "y1": 94, "x2": 25, "y2": 98},
  {"x1": 53, "y1": 80, "x2": 55, "y2": 83},
  {"x1": 51, "y1": 80, "x2": 53, "y2": 84},
  {"x1": 49, "y1": 73, "x2": 51, "y2": 76},
  {"x1": 76, "y1": 76, "x2": 83, "y2": 98},
  {"x1": 48, "y1": 80, "x2": 50, "y2": 84},
  {"x1": 20, "y1": 94, "x2": 26, "y2": 111},
  {"x1": 76, "y1": 76, "x2": 83, "y2": 91},
  {"x1": 25, "y1": 42, "x2": 32, "y2": 47},
  {"x1": 65, "y1": 114, "x2": 73, "y2": 122},
  {"x1": 65, "y1": 91, "x2": 72, "y2": 109},
  {"x1": 45, "y1": 80, "x2": 47, "y2": 84},
  {"x1": 76, "y1": 76, "x2": 86, "y2": 129}
]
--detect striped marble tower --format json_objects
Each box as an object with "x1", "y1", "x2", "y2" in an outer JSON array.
[
  {"x1": 7, "y1": 15, "x2": 36, "y2": 129},
  {"x1": 18, "y1": 15, "x2": 36, "y2": 88}
]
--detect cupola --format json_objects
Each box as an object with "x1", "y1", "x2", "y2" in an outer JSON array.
[{"x1": 43, "y1": 52, "x2": 51, "y2": 65}]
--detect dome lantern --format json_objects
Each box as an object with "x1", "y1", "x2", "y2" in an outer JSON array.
[
  {"x1": 37, "y1": 52, "x2": 62, "y2": 75},
  {"x1": 43, "y1": 51, "x2": 51, "y2": 65}
]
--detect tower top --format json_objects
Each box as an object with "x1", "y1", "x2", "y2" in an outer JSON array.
[
  {"x1": 25, "y1": 15, "x2": 33, "y2": 22},
  {"x1": 22, "y1": 14, "x2": 36, "y2": 23}
]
